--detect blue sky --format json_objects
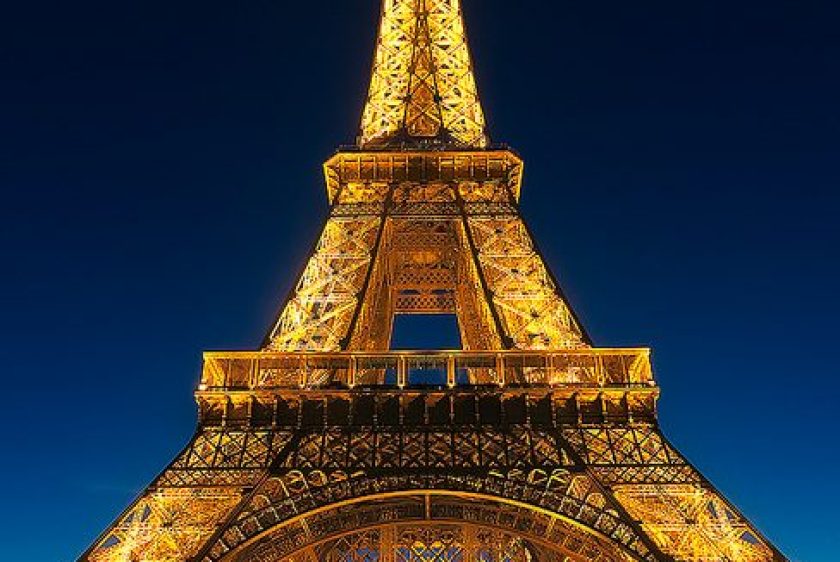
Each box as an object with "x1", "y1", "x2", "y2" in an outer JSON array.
[{"x1": 1, "y1": 0, "x2": 838, "y2": 560}]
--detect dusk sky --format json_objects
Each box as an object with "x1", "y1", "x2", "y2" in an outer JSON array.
[{"x1": 2, "y1": 0, "x2": 839, "y2": 560}]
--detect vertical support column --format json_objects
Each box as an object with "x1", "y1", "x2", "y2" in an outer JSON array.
[
  {"x1": 344, "y1": 184, "x2": 394, "y2": 351},
  {"x1": 463, "y1": 523, "x2": 478, "y2": 560},
  {"x1": 381, "y1": 523, "x2": 396, "y2": 562},
  {"x1": 298, "y1": 356, "x2": 308, "y2": 389},
  {"x1": 248, "y1": 356, "x2": 258, "y2": 389},
  {"x1": 397, "y1": 356, "x2": 407, "y2": 388},
  {"x1": 547, "y1": 353, "x2": 556, "y2": 385},
  {"x1": 454, "y1": 186, "x2": 509, "y2": 349},
  {"x1": 495, "y1": 353, "x2": 505, "y2": 387},
  {"x1": 595, "y1": 353, "x2": 605, "y2": 386},
  {"x1": 348, "y1": 355, "x2": 357, "y2": 388}
]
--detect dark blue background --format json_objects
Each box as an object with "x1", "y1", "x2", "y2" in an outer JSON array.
[{"x1": 2, "y1": 0, "x2": 837, "y2": 559}]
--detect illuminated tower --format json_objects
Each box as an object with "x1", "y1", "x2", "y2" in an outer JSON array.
[{"x1": 82, "y1": 1, "x2": 784, "y2": 560}]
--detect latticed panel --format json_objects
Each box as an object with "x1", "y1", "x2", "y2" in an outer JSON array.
[
  {"x1": 320, "y1": 529, "x2": 382, "y2": 562},
  {"x1": 87, "y1": 489, "x2": 240, "y2": 562},
  {"x1": 390, "y1": 218, "x2": 459, "y2": 314},
  {"x1": 263, "y1": 208, "x2": 591, "y2": 354},
  {"x1": 282, "y1": 427, "x2": 570, "y2": 471},
  {"x1": 392, "y1": 183, "x2": 458, "y2": 204},
  {"x1": 266, "y1": 216, "x2": 382, "y2": 353},
  {"x1": 317, "y1": 525, "x2": 534, "y2": 562},
  {"x1": 464, "y1": 216, "x2": 586, "y2": 349},
  {"x1": 613, "y1": 484, "x2": 775, "y2": 562},
  {"x1": 348, "y1": 220, "x2": 395, "y2": 351},
  {"x1": 453, "y1": 220, "x2": 504, "y2": 350},
  {"x1": 563, "y1": 426, "x2": 697, "y2": 485},
  {"x1": 160, "y1": 429, "x2": 291, "y2": 487},
  {"x1": 360, "y1": 0, "x2": 414, "y2": 145},
  {"x1": 214, "y1": 465, "x2": 657, "y2": 560},
  {"x1": 562, "y1": 426, "x2": 778, "y2": 560},
  {"x1": 360, "y1": 0, "x2": 487, "y2": 147},
  {"x1": 423, "y1": 0, "x2": 486, "y2": 145},
  {"x1": 86, "y1": 427, "x2": 295, "y2": 561},
  {"x1": 402, "y1": 10, "x2": 442, "y2": 139},
  {"x1": 240, "y1": 494, "x2": 636, "y2": 562}
]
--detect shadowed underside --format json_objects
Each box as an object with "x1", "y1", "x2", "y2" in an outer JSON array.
[{"x1": 82, "y1": 1, "x2": 785, "y2": 561}]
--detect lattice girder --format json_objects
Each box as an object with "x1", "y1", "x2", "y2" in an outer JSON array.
[
  {"x1": 265, "y1": 216, "x2": 384, "y2": 352},
  {"x1": 238, "y1": 501, "x2": 632, "y2": 562},
  {"x1": 86, "y1": 387, "x2": 781, "y2": 562},
  {"x1": 88, "y1": 489, "x2": 241, "y2": 562},
  {"x1": 84, "y1": 428, "x2": 295, "y2": 561},
  {"x1": 322, "y1": 151, "x2": 523, "y2": 204},
  {"x1": 197, "y1": 469, "x2": 657, "y2": 561},
  {"x1": 360, "y1": 0, "x2": 487, "y2": 147},
  {"x1": 466, "y1": 217, "x2": 586, "y2": 349},
  {"x1": 563, "y1": 426, "x2": 779, "y2": 561},
  {"x1": 264, "y1": 174, "x2": 588, "y2": 354},
  {"x1": 613, "y1": 485, "x2": 774, "y2": 562},
  {"x1": 81, "y1": 0, "x2": 786, "y2": 558}
]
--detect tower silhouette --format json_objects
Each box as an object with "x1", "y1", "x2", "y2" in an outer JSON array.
[{"x1": 82, "y1": 1, "x2": 784, "y2": 561}]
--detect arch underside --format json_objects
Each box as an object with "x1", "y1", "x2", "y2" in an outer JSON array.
[
  {"x1": 228, "y1": 492, "x2": 636, "y2": 562},
  {"x1": 199, "y1": 466, "x2": 659, "y2": 562}
]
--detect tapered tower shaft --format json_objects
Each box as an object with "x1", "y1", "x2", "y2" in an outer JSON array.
[
  {"x1": 81, "y1": 2, "x2": 785, "y2": 561},
  {"x1": 360, "y1": 0, "x2": 487, "y2": 147}
]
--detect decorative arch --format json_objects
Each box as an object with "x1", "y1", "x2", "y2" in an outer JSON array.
[
  {"x1": 197, "y1": 469, "x2": 657, "y2": 562},
  {"x1": 226, "y1": 493, "x2": 637, "y2": 562}
]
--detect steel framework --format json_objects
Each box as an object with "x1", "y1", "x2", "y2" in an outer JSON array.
[{"x1": 81, "y1": 1, "x2": 785, "y2": 561}]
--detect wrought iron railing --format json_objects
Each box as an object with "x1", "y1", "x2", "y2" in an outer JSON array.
[{"x1": 198, "y1": 348, "x2": 654, "y2": 391}]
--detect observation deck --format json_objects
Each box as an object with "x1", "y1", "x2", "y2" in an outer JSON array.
[{"x1": 195, "y1": 348, "x2": 659, "y2": 427}]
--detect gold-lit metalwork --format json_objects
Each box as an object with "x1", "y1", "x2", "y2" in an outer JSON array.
[
  {"x1": 87, "y1": 490, "x2": 240, "y2": 562},
  {"x1": 613, "y1": 485, "x2": 774, "y2": 562},
  {"x1": 360, "y1": 0, "x2": 487, "y2": 147},
  {"x1": 81, "y1": 0, "x2": 785, "y2": 560}
]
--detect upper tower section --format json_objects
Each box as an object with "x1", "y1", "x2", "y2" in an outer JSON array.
[{"x1": 358, "y1": 0, "x2": 489, "y2": 149}]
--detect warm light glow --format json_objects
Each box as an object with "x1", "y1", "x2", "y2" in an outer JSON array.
[
  {"x1": 359, "y1": 0, "x2": 488, "y2": 147},
  {"x1": 83, "y1": 0, "x2": 782, "y2": 560}
]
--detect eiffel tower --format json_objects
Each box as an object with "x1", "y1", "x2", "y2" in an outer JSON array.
[{"x1": 82, "y1": 1, "x2": 785, "y2": 561}]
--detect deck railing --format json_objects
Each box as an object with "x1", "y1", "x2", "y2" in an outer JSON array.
[{"x1": 199, "y1": 348, "x2": 654, "y2": 391}]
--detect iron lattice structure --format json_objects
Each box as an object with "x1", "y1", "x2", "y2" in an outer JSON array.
[{"x1": 82, "y1": 1, "x2": 785, "y2": 561}]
